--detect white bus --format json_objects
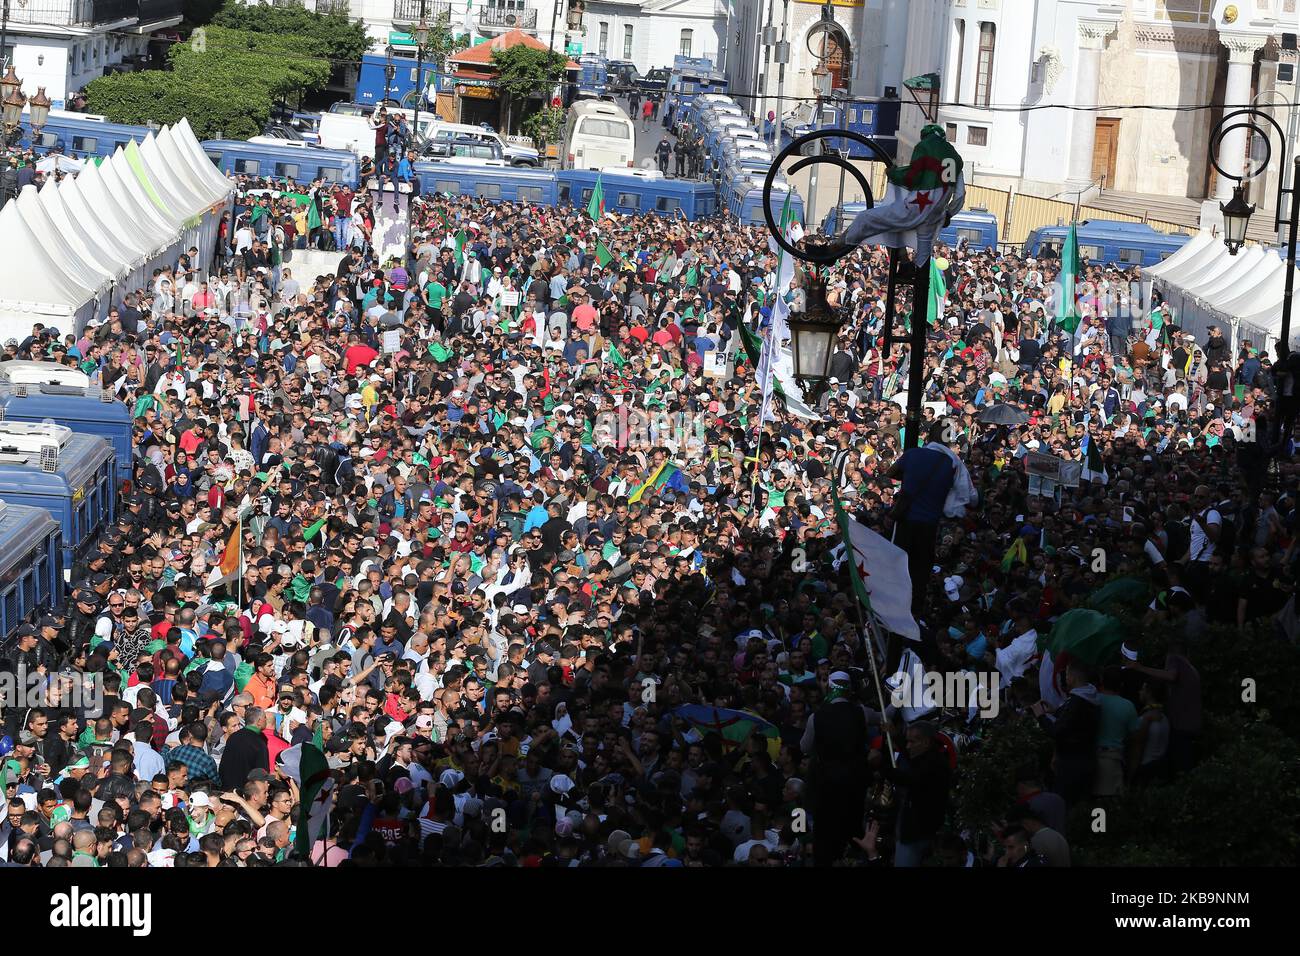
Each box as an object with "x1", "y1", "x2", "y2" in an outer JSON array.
[{"x1": 563, "y1": 100, "x2": 636, "y2": 170}]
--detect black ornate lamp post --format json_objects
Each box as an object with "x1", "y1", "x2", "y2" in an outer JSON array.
[
  {"x1": 1208, "y1": 107, "x2": 1300, "y2": 350},
  {"x1": 763, "y1": 128, "x2": 933, "y2": 447}
]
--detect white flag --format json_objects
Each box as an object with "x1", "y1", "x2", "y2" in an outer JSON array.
[{"x1": 831, "y1": 513, "x2": 920, "y2": 641}]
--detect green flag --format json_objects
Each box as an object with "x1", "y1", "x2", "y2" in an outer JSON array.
[
  {"x1": 595, "y1": 240, "x2": 614, "y2": 267},
  {"x1": 1056, "y1": 222, "x2": 1082, "y2": 334},
  {"x1": 428, "y1": 341, "x2": 453, "y2": 363},
  {"x1": 685, "y1": 264, "x2": 699, "y2": 287},
  {"x1": 607, "y1": 342, "x2": 626, "y2": 369},
  {"x1": 454, "y1": 229, "x2": 467, "y2": 265},
  {"x1": 586, "y1": 174, "x2": 605, "y2": 219},
  {"x1": 927, "y1": 258, "x2": 947, "y2": 327},
  {"x1": 293, "y1": 742, "x2": 331, "y2": 858},
  {"x1": 304, "y1": 517, "x2": 327, "y2": 541}
]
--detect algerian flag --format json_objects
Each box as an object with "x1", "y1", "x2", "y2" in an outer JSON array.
[
  {"x1": 927, "y1": 257, "x2": 947, "y2": 326},
  {"x1": 279, "y1": 742, "x2": 334, "y2": 858},
  {"x1": 1081, "y1": 434, "x2": 1109, "y2": 485},
  {"x1": 766, "y1": 191, "x2": 803, "y2": 293},
  {"x1": 757, "y1": 293, "x2": 789, "y2": 427},
  {"x1": 685, "y1": 263, "x2": 699, "y2": 287},
  {"x1": 454, "y1": 229, "x2": 467, "y2": 265},
  {"x1": 607, "y1": 342, "x2": 626, "y2": 369},
  {"x1": 595, "y1": 240, "x2": 614, "y2": 267},
  {"x1": 587, "y1": 173, "x2": 605, "y2": 220},
  {"x1": 1056, "y1": 222, "x2": 1082, "y2": 334},
  {"x1": 304, "y1": 517, "x2": 327, "y2": 541},
  {"x1": 830, "y1": 487, "x2": 920, "y2": 641}
]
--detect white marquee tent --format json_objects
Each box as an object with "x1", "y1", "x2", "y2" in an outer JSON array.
[
  {"x1": 1147, "y1": 231, "x2": 1300, "y2": 353},
  {"x1": 0, "y1": 119, "x2": 234, "y2": 342}
]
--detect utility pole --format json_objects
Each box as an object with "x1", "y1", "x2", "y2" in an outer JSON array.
[
  {"x1": 757, "y1": 0, "x2": 774, "y2": 139},
  {"x1": 772, "y1": 0, "x2": 789, "y2": 149}
]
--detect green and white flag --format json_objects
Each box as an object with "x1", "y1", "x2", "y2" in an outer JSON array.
[
  {"x1": 279, "y1": 742, "x2": 334, "y2": 859},
  {"x1": 830, "y1": 487, "x2": 920, "y2": 641},
  {"x1": 1056, "y1": 221, "x2": 1082, "y2": 334},
  {"x1": 927, "y1": 257, "x2": 947, "y2": 326}
]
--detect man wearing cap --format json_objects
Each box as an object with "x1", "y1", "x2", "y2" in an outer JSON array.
[{"x1": 800, "y1": 670, "x2": 878, "y2": 866}]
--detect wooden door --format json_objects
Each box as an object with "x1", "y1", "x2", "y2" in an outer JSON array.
[{"x1": 1092, "y1": 118, "x2": 1120, "y2": 188}]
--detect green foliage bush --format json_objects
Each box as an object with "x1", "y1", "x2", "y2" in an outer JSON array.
[{"x1": 84, "y1": 25, "x2": 332, "y2": 140}]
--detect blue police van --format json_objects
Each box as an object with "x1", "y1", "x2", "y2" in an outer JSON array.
[
  {"x1": 1024, "y1": 220, "x2": 1192, "y2": 267},
  {"x1": 780, "y1": 94, "x2": 901, "y2": 161},
  {"x1": 727, "y1": 179, "x2": 806, "y2": 228},
  {"x1": 201, "y1": 139, "x2": 360, "y2": 187},
  {"x1": 0, "y1": 362, "x2": 133, "y2": 479},
  {"x1": 416, "y1": 159, "x2": 559, "y2": 205},
  {"x1": 21, "y1": 109, "x2": 150, "y2": 161},
  {"x1": 668, "y1": 56, "x2": 728, "y2": 109},
  {"x1": 0, "y1": 422, "x2": 117, "y2": 574},
  {"x1": 354, "y1": 50, "x2": 438, "y2": 109},
  {"x1": 577, "y1": 54, "x2": 611, "y2": 97},
  {"x1": 558, "y1": 168, "x2": 717, "y2": 219},
  {"x1": 412, "y1": 162, "x2": 717, "y2": 219},
  {"x1": 0, "y1": 499, "x2": 63, "y2": 640}
]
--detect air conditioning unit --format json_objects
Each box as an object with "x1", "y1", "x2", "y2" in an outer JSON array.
[
  {"x1": 505, "y1": 13, "x2": 517, "y2": 24},
  {"x1": 1280, "y1": 62, "x2": 1296, "y2": 85},
  {"x1": 0, "y1": 360, "x2": 92, "y2": 389},
  {"x1": 0, "y1": 421, "x2": 74, "y2": 459}
]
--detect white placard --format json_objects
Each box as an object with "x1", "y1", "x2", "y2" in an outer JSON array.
[{"x1": 382, "y1": 329, "x2": 402, "y2": 353}]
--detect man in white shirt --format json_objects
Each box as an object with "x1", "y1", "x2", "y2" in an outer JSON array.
[{"x1": 992, "y1": 609, "x2": 1039, "y2": 683}]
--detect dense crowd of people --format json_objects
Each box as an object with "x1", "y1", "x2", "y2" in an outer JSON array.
[{"x1": 2, "y1": 155, "x2": 1288, "y2": 869}]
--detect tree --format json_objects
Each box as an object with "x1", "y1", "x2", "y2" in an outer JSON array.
[
  {"x1": 522, "y1": 106, "x2": 565, "y2": 151},
  {"x1": 490, "y1": 45, "x2": 568, "y2": 135},
  {"x1": 85, "y1": 26, "x2": 331, "y2": 140},
  {"x1": 212, "y1": 2, "x2": 371, "y2": 62}
]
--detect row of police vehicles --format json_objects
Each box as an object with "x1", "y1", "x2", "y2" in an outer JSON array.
[{"x1": 0, "y1": 361, "x2": 130, "y2": 642}]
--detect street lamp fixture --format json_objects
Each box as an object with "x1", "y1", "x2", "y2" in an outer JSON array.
[
  {"x1": 786, "y1": 246, "x2": 846, "y2": 398},
  {"x1": 1, "y1": 88, "x2": 24, "y2": 134},
  {"x1": 28, "y1": 87, "x2": 50, "y2": 133},
  {"x1": 1207, "y1": 108, "x2": 1300, "y2": 356},
  {"x1": 1219, "y1": 184, "x2": 1255, "y2": 255},
  {"x1": 811, "y1": 62, "x2": 831, "y2": 98},
  {"x1": 415, "y1": 14, "x2": 430, "y2": 49},
  {"x1": 0, "y1": 65, "x2": 20, "y2": 108}
]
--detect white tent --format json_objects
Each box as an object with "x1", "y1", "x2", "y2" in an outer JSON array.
[
  {"x1": 1152, "y1": 233, "x2": 1300, "y2": 353},
  {"x1": 75, "y1": 158, "x2": 170, "y2": 264},
  {"x1": 174, "y1": 118, "x2": 236, "y2": 201},
  {"x1": 1188, "y1": 245, "x2": 1266, "y2": 307},
  {"x1": 1145, "y1": 230, "x2": 1213, "y2": 280},
  {"x1": 95, "y1": 154, "x2": 181, "y2": 268},
  {"x1": 17, "y1": 185, "x2": 115, "y2": 319},
  {"x1": 0, "y1": 118, "x2": 237, "y2": 340},
  {"x1": 46, "y1": 175, "x2": 140, "y2": 283},
  {"x1": 0, "y1": 189, "x2": 101, "y2": 341},
  {"x1": 102, "y1": 145, "x2": 183, "y2": 240}
]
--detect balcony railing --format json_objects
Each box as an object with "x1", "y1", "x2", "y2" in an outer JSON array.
[
  {"x1": 479, "y1": 5, "x2": 537, "y2": 30},
  {"x1": 6, "y1": 0, "x2": 177, "y2": 26},
  {"x1": 392, "y1": 0, "x2": 452, "y2": 24}
]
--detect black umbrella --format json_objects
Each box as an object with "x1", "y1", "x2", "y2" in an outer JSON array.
[{"x1": 978, "y1": 403, "x2": 1030, "y2": 426}]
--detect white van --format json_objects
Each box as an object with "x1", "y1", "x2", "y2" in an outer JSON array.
[{"x1": 563, "y1": 100, "x2": 636, "y2": 170}]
